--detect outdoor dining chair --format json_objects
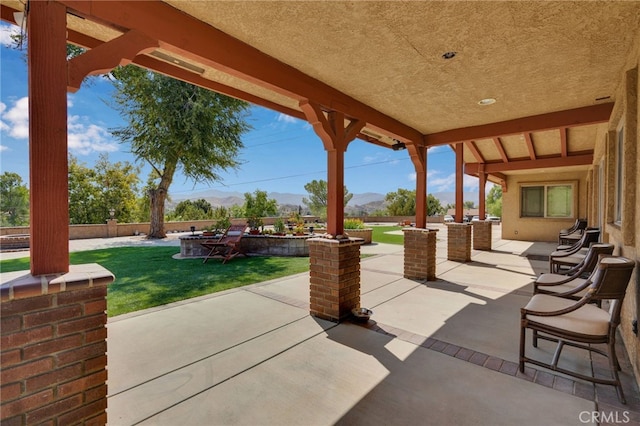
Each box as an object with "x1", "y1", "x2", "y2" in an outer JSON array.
[
  {"x1": 557, "y1": 218, "x2": 588, "y2": 245},
  {"x1": 201, "y1": 223, "x2": 247, "y2": 264},
  {"x1": 549, "y1": 229, "x2": 600, "y2": 273},
  {"x1": 535, "y1": 243, "x2": 614, "y2": 299},
  {"x1": 520, "y1": 255, "x2": 636, "y2": 403}
]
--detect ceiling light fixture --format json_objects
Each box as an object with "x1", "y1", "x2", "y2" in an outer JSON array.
[
  {"x1": 442, "y1": 51, "x2": 457, "y2": 60},
  {"x1": 478, "y1": 98, "x2": 496, "y2": 106},
  {"x1": 391, "y1": 141, "x2": 406, "y2": 151}
]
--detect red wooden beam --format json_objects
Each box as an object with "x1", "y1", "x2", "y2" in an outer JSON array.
[
  {"x1": 493, "y1": 138, "x2": 509, "y2": 163},
  {"x1": 560, "y1": 127, "x2": 568, "y2": 157},
  {"x1": 524, "y1": 133, "x2": 536, "y2": 160},
  {"x1": 28, "y1": 1, "x2": 70, "y2": 275},
  {"x1": 424, "y1": 103, "x2": 614, "y2": 146},
  {"x1": 466, "y1": 140, "x2": 484, "y2": 163},
  {"x1": 465, "y1": 153, "x2": 594, "y2": 174},
  {"x1": 56, "y1": 0, "x2": 424, "y2": 144}
]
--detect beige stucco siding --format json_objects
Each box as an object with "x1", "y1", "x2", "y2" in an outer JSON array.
[{"x1": 501, "y1": 172, "x2": 588, "y2": 242}]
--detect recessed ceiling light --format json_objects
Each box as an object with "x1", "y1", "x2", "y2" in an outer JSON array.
[
  {"x1": 442, "y1": 51, "x2": 456, "y2": 60},
  {"x1": 478, "y1": 98, "x2": 496, "y2": 106}
]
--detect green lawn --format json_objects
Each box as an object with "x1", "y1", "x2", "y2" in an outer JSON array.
[
  {"x1": 0, "y1": 247, "x2": 310, "y2": 317},
  {"x1": 371, "y1": 225, "x2": 404, "y2": 245},
  {"x1": 0, "y1": 229, "x2": 398, "y2": 317}
]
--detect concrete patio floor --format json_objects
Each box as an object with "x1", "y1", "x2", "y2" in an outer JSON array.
[
  {"x1": 95, "y1": 225, "x2": 640, "y2": 425},
  {"x1": 5, "y1": 225, "x2": 638, "y2": 424}
]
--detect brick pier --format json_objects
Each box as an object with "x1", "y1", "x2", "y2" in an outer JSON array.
[
  {"x1": 1, "y1": 264, "x2": 114, "y2": 425},
  {"x1": 447, "y1": 223, "x2": 472, "y2": 262},
  {"x1": 472, "y1": 221, "x2": 492, "y2": 251},
  {"x1": 403, "y1": 228, "x2": 438, "y2": 281},
  {"x1": 308, "y1": 237, "x2": 362, "y2": 322}
]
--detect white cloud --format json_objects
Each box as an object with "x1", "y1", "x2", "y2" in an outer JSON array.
[
  {"x1": 0, "y1": 23, "x2": 20, "y2": 47},
  {"x1": 276, "y1": 113, "x2": 297, "y2": 124},
  {"x1": 1, "y1": 97, "x2": 29, "y2": 139},
  {"x1": 0, "y1": 99, "x2": 118, "y2": 154},
  {"x1": 0, "y1": 145, "x2": 8, "y2": 152},
  {"x1": 429, "y1": 172, "x2": 456, "y2": 192},
  {"x1": 68, "y1": 115, "x2": 118, "y2": 155},
  {"x1": 408, "y1": 172, "x2": 416, "y2": 182}
]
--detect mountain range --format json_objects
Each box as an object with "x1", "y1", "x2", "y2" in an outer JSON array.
[{"x1": 171, "y1": 189, "x2": 481, "y2": 213}]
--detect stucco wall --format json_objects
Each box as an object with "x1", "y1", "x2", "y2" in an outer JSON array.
[
  {"x1": 597, "y1": 33, "x2": 640, "y2": 386},
  {"x1": 501, "y1": 171, "x2": 588, "y2": 242}
]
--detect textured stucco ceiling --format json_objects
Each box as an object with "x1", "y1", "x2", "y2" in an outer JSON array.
[
  {"x1": 3, "y1": 0, "x2": 639, "y2": 176},
  {"x1": 165, "y1": 0, "x2": 640, "y2": 134}
]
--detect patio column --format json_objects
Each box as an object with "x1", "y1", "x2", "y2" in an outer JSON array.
[
  {"x1": 0, "y1": 265, "x2": 115, "y2": 424},
  {"x1": 300, "y1": 101, "x2": 365, "y2": 322},
  {"x1": 299, "y1": 101, "x2": 364, "y2": 236},
  {"x1": 478, "y1": 165, "x2": 487, "y2": 220},
  {"x1": 447, "y1": 222, "x2": 472, "y2": 262},
  {"x1": 407, "y1": 143, "x2": 427, "y2": 229},
  {"x1": 454, "y1": 143, "x2": 464, "y2": 223},
  {"x1": 403, "y1": 228, "x2": 438, "y2": 281},
  {"x1": 28, "y1": 1, "x2": 69, "y2": 275},
  {"x1": 472, "y1": 221, "x2": 492, "y2": 251}
]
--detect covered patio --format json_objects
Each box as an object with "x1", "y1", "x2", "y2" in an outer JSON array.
[
  {"x1": 106, "y1": 230, "x2": 639, "y2": 424},
  {"x1": 1, "y1": 1, "x2": 639, "y2": 424}
]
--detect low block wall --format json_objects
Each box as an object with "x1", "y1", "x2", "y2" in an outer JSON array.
[{"x1": 179, "y1": 234, "x2": 313, "y2": 258}]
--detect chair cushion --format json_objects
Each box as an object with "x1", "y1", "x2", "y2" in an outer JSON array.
[
  {"x1": 524, "y1": 294, "x2": 610, "y2": 336},
  {"x1": 536, "y1": 274, "x2": 586, "y2": 286},
  {"x1": 552, "y1": 255, "x2": 584, "y2": 266}
]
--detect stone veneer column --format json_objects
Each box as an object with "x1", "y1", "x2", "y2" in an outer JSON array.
[
  {"x1": 403, "y1": 228, "x2": 438, "y2": 281},
  {"x1": 472, "y1": 221, "x2": 492, "y2": 251},
  {"x1": 1, "y1": 264, "x2": 114, "y2": 425},
  {"x1": 308, "y1": 237, "x2": 362, "y2": 322},
  {"x1": 447, "y1": 223, "x2": 472, "y2": 262}
]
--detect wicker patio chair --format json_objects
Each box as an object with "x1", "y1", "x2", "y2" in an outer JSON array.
[
  {"x1": 520, "y1": 255, "x2": 636, "y2": 403},
  {"x1": 558, "y1": 218, "x2": 588, "y2": 245}
]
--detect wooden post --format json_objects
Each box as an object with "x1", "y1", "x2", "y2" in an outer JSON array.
[
  {"x1": 408, "y1": 143, "x2": 427, "y2": 228},
  {"x1": 479, "y1": 165, "x2": 487, "y2": 220},
  {"x1": 28, "y1": 1, "x2": 69, "y2": 275},
  {"x1": 455, "y1": 143, "x2": 464, "y2": 223}
]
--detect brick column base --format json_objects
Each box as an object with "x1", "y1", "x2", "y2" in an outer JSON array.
[
  {"x1": 1, "y1": 264, "x2": 114, "y2": 425},
  {"x1": 472, "y1": 221, "x2": 492, "y2": 251},
  {"x1": 447, "y1": 223, "x2": 472, "y2": 262},
  {"x1": 403, "y1": 228, "x2": 438, "y2": 281},
  {"x1": 308, "y1": 237, "x2": 362, "y2": 322}
]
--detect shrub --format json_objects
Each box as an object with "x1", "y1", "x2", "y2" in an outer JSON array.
[{"x1": 344, "y1": 218, "x2": 365, "y2": 229}]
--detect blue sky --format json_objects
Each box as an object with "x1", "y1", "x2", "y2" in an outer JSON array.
[{"x1": 0, "y1": 22, "x2": 484, "y2": 200}]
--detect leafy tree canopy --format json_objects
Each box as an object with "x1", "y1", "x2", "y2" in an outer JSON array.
[
  {"x1": 68, "y1": 154, "x2": 141, "y2": 224},
  {"x1": 486, "y1": 185, "x2": 503, "y2": 217},
  {"x1": 109, "y1": 66, "x2": 251, "y2": 237},
  {"x1": 0, "y1": 172, "x2": 29, "y2": 226},
  {"x1": 168, "y1": 199, "x2": 213, "y2": 221},
  {"x1": 244, "y1": 189, "x2": 278, "y2": 229},
  {"x1": 302, "y1": 179, "x2": 353, "y2": 219},
  {"x1": 385, "y1": 188, "x2": 416, "y2": 216},
  {"x1": 427, "y1": 193, "x2": 445, "y2": 216}
]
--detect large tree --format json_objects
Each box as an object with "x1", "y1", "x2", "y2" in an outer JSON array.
[
  {"x1": 385, "y1": 188, "x2": 416, "y2": 216},
  {"x1": 302, "y1": 179, "x2": 353, "y2": 219},
  {"x1": 486, "y1": 185, "x2": 503, "y2": 217},
  {"x1": 427, "y1": 193, "x2": 445, "y2": 216},
  {"x1": 68, "y1": 154, "x2": 141, "y2": 224},
  {"x1": 0, "y1": 172, "x2": 30, "y2": 226},
  {"x1": 109, "y1": 66, "x2": 251, "y2": 238}
]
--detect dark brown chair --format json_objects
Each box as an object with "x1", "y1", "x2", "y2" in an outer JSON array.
[
  {"x1": 520, "y1": 255, "x2": 636, "y2": 403},
  {"x1": 549, "y1": 229, "x2": 600, "y2": 273},
  {"x1": 535, "y1": 243, "x2": 614, "y2": 299},
  {"x1": 558, "y1": 218, "x2": 588, "y2": 245},
  {"x1": 201, "y1": 223, "x2": 247, "y2": 264}
]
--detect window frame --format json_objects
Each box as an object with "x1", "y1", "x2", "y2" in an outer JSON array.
[
  {"x1": 615, "y1": 121, "x2": 624, "y2": 225},
  {"x1": 519, "y1": 181, "x2": 577, "y2": 219}
]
